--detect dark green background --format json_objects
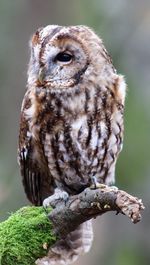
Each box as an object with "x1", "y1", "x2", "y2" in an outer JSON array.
[{"x1": 0, "y1": 1, "x2": 149, "y2": 264}]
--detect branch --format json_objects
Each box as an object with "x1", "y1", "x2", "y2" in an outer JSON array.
[
  {"x1": 48, "y1": 185, "x2": 144, "y2": 238},
  {"x1": 0, "y1": 206, "x2": 57, "y2": 265},
  {"x1": 0, "y1": 186, "x2": 144, "y2": 265}
]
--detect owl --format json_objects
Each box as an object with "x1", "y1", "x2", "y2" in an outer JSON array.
[{"x1": 18, "y1": 25, "x2": 126, "y2": 264}]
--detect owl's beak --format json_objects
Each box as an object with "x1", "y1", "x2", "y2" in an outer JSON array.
[{"x1": 38, "y1": 67, "x2": 45, "y2": 83}]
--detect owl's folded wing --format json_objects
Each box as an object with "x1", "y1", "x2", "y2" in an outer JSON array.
[{"x1": 18, "y1": 90, "x2": 53, "y2": 205}]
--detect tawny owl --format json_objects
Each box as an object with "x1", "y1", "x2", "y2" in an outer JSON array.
[{"x1": 18, "y1": 25, "x2": 126, "y2": 264}]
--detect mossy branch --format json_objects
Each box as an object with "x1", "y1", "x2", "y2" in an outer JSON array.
[
  {"x1": 0, "y1": 186, "x2": 145, "y2": 265},
  {"x1": 0, "y1": 207, "x2": 57, "y2": 265}
]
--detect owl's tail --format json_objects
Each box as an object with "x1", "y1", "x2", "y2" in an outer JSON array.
[{"x1": 36, "y1": 220, "x2": 93, "y2": 265}]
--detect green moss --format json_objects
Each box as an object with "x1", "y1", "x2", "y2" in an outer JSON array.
[{"x1": 0, "y1": 206, "x2": 57, "y2": 265}]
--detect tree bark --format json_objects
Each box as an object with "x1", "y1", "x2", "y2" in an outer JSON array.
[{"x1": 48, "y1": 185, "x2": 144, "y2": 238}]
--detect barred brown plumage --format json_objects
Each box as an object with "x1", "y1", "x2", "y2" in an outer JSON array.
[{"x1": 18, "y1": 25, "x2": 126, "y2": 264}]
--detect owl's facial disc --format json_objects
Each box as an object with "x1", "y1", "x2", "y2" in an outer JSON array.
[
  {"x1": 29, "y1": 25, "x2": 114, "y2": 90},
  {"x1": 38, "y1": 36, "x2": 89, "y2": 89}
]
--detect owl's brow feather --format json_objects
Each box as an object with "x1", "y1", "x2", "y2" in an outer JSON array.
[{"x1": 39, "y1": 26, "x2": 63, "y2": 67}]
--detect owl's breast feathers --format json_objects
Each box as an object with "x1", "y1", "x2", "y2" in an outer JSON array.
[{"x1": 18, "y1": 74, "x2": 126, "y2": 204}]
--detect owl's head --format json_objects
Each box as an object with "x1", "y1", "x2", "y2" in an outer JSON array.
[{"x1": 28, "y1": 25, "x2": 115, "y2": 92}]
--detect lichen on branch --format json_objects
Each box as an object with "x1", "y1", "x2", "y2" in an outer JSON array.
[{"x1": 48, "y1": 185, "x2": 145, "y2": 238}]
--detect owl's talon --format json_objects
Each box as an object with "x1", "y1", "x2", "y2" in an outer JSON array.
[
  {"x1": 90, "y1": 183, "x2": 106, "y2": 189},
  {"x1": 90, "y1": 176, "x2": 106, "y2": 189}
]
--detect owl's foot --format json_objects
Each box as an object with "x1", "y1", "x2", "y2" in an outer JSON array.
[
  {"x1": 43, "y1": 188, "x2": 69, "y2": 208},
  {"x1": 90, "y1": 176, "x2": 106, "y2": 190}
]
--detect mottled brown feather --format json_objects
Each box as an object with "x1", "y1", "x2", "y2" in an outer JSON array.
[{"x1": 18, "y1": 25, "x2": 126, "y2": 264}]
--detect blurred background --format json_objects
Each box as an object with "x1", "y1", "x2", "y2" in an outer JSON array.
[{"x1": 0, "y1": 0, "x2": 150, "y2": 264}]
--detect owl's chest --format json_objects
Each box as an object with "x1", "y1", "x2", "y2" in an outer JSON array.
[
  {"x1": 42, "y1": 108, "x2": 119, "y2": 182},
  {"x1": 31, "y1": 88, "x2": 123, "y2": 192}
]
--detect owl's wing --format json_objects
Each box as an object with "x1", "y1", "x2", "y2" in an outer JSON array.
[{"x1": 18, "y1": 90, "x2": 53, "y2": 206}]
